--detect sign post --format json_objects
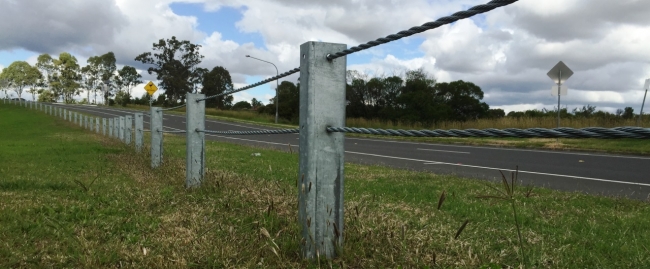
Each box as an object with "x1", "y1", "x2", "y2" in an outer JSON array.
[
  {"x1": 144, "y1": 81, "x2": 158, "y2": 108},
  {"x1": 547, "y1": 61, "x2": 573, "y2": 128},
  {"x1": 638, "y1": 78, "x2": 650, "y2": 126}
]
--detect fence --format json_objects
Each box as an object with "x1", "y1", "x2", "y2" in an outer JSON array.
[{"x1": 4, "y1": 0, "x2": 650, "y2": 261}]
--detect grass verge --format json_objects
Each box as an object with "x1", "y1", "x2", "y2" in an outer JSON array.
[{"x1": 3, "y1": 103, "x2": 649, "y2": 268}]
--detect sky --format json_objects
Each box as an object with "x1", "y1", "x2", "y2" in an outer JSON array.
[{"x1": 1, "y1": 0, "x2": 649, "y2": 113}]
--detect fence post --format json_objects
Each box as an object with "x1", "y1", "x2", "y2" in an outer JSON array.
[
  {"x1": 49, "y1": 105, "x2": 52, "y2": 115},
  {"x1": 64, "y1": 109, "x2": 67, "y2": 120},
  {"x1": 151, "y1": 107, "x2": 163, "y2": 168},
  {"x1": 185, "y1": 93, "x2": 206, "y2": 188},
  {"x1": 109, "y1": 118, "x2": 114, "y2": 137},
  {"x1": 135, "y1": 113, "x2": 144, "y2": 152},
  {"x1": 85, "y1": 115, "x2": 89, "y2": 130},
  {"x1": 103, "y1": 118, "x2": 107, "y2": 136},
  {"x1": 114, "y1": 117, "x2": 119, "y2": 139},
  {"x1": 95, "y1": 117, "x2": 100, "y2": 134},
  {"x1": 119, "y1": 116, "x2": 125, "y2": 143},
  {"x1": 125, "y1": 115, "x2": 132, "y2": 145},
  {"x1": 297, "y1": 41, "x2": 347, "y2": 259}
]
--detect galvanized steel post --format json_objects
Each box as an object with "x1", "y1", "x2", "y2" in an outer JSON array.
[
  {"x1": 109, "y1": 118, "x2": 114, "y2": 138},
  {"x1": 298, "y1": 41, "x2": 347, "y2": 259},
  {"x1": 102, "y1": 118, "x2": 107, "y2": 136},
  {"x1": 150, "y1": 107, "x2": 163, "y2": 168},
  {"x1": 135, "y1": 113, "x2": 144, "y2": 152},
  {"x1": 185, "y1": 93, "x2": 205, "y2": 188},
  {"x1": 114, "y1": 117, "x2": 119, "y2": 138},
  {"x1": 125, "y1": 115, "x2": 132, "y2": 145},
  {"x1": 119, "y1": 116, "x2": 125, "y2": 142}
]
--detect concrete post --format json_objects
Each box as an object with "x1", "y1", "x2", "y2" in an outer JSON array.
[
  {"x1": 95, "y1": 117, "x2": 100, "y2": 134},
  {"x1": 102, "y1": 118, "x2": 107, "y2": 136},
  {"x1": 109, "y1": 118, "x2": 114, "y2": 138},
  {"x1": 151, "y1": 107, "x2": 163, "y2": 168},
  {"x1": 64, "y1": 109, "x2": 67, "y2": 120},
  {"x1": 135, "y1": 113, "x2": 144, "y2": 152},
  {"x1": 84, "y1": 115, "x2": 88, "y2": 130},
  {"x1": 298, "y1": 41, "x2": 346, "y2": 259},
  {"x1": 185, "y1": 93, "x2": 206, "y2": 188},
  {"x1": 125, "y1": 115, "x2": 132, "y2": 145},
  {"x1": 49, "y1": 105, "x2": 52, "y2": 115},
  {"x1": 69, "y1": 111, "x2": 72, "y2": 122},
  {"x1": 119, "y1": 116, "x2": 125, "y2": 142}
]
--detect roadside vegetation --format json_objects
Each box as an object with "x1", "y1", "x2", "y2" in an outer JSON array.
[{"x1": 2, "y1": 103, "x2": 650, "y2": 268}]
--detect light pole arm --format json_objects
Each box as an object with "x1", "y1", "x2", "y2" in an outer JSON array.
[{"x1": 246, "y1": 55, "x2": 280, "y2": 123}]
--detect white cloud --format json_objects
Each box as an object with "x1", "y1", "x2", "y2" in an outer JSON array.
[{"x1": 1, "y1": 0, "x2": 649, "y2": 113}]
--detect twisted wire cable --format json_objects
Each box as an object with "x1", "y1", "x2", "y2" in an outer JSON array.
[
  {"x1": 159, "y1": 103, "x2": 187, "y2": 111},
  {"x1": 327, "y1": 0, "x2": 519, "y2": 60},
  {"x1": 159, "y1": 130, "x2": 187, "y2": 134},
  {"x1": 326, "y1": 126, "x2": 650, "y2": 139},
  {"x1": 197, "y1": 68, "x2": 301, "y2": 102},
  {"x1": 197, "y1": 128, "x2": 300, "y2": 135}
]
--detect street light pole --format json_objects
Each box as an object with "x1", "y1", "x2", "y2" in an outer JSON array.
[
  {"x1": 637, "y1": 79, "x2": 650, "y2": 126},
  {"x1": 246, "y1": 55, "x2": 279, "y2": 124}
]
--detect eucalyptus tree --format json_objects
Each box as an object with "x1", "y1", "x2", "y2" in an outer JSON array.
[
  {"x1": 200, "y1": 66, "x2": 233, "y2": 109},
  {"x1": 97, "y1": 52, "x2": 116, "y2": 104},
  {"x1": 114, "y1": 65, "x2": 142, "y2": 103},
  {"x1": 0, "y1": 69, "x2": 10, "y2": 99},
  {"x1": 51, "y1": 53, "x2": 81, "y2": 103},
  {"x1": 35, "y1": 54, "x2": 56, "y2": 94},
  {"x1": 81, "y1": 56, "x2": 100, "y2": 103},
  {"x1": 135, "y1": 36, "x2": 204, "y2": 105},
  {"x1": 2, "y1": 61, "x2": 41, "y2": 103}
]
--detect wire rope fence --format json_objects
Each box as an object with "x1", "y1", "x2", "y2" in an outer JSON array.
[{"x1": 7, "y1": 0, "x2": 650, "y2": 261}]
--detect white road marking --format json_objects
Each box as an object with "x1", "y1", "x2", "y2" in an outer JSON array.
[
  {"x1": 345, "y1": 151, "x2": 650, "y2": 187},
  {"x1": 417, "y1": 148, "x2": 470, "y2": 154},
  {"x1": 346, "y1": 137, "x2": 650, "y2": 160}
]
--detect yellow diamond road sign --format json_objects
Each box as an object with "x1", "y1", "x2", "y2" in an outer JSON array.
[{"x1": 144, "y1": 81, "x2": 158, "y2": 96}]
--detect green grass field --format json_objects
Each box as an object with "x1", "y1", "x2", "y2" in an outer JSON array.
[{"x1": 2, "y1": 103, "x2": 649, "y2": 268}]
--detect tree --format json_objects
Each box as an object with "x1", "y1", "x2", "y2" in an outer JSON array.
[
  {"x1": 200, "y1": 66, "x2": 233, "y2": 109},
  {"x1": 51, "y1": 53, "x2": 81, "y2": 103},
  {"x1": 2, "y1": 61, "x2": 41, "y2": 103},
  {"x1": 81, "y1": 56, "x2": 101, "y2": 104},
  {"x1": 37, "y1": 90, "x2": 56, "y2": 102},
  {"x1": 98, "y1": 52, "x2": 116, "y2": 104},
  {"x1": 114, "y1": 65, "x2": 142, "y2": 104},
  {"x1": 0, "y1": 70, "x2": 11, "y2": 99},
  {"x1": 434, "y1": 80, "x2": 489, "y2": 121},
  {"x1": 251, "y1": 98, "x2": 263, "y2": 109},
  {"x1": 135, "y1": 36, "x2": 204, "y2": 104},
  {"x1": 114, "y1": 90, "x2": 130, "y2": 107},
  {"x1": 35, "y1": 54, "x2": 56, "y2": 99},
  {"x1": 232, "y1": 101, "x2": 252, "y2": 110},
  {"x1": 622, "y1": 107, "x2": 635, "y2": 119},
  {"x1": 487, "y1": 108, "x2": 506, "y2": 118}
]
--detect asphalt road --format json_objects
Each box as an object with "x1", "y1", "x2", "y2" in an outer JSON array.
[{"x1": 56, "y1": 104, "x2": 650, "y2": 200}]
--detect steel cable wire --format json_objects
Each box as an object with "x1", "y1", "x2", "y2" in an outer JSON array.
[
  {"x1": 326, "y1": 126, "x2": 650, "y2": 139},
  {"x1": 326, "y1": 0, "x2": 519, "y2": 60},
  {"x1": 197, "y1": 128, "x2": 299, "y2": 135}
]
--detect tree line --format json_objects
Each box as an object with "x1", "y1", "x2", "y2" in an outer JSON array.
[{"x1": 0, "y1": 36, "x2": 236, "y2": 107}]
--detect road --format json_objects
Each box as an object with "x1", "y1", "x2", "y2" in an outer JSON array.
[{"x1": 55, "y1": 104, "x2": 650, "y2": 200}]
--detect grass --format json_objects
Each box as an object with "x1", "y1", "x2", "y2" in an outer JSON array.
[{"x1": 3, "y1": 102, "x2": 649, "y2": 268}]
